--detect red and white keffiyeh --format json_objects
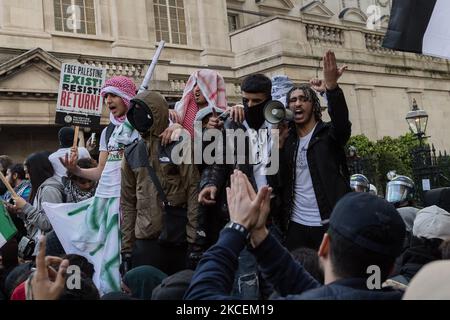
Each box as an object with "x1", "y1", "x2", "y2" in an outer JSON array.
[
  {"x1": 174, "y1": 69, "x2": 227, "y2": 137},
  {"x1": 100, "y1": 76, "x2": 137, "y2": 125}
]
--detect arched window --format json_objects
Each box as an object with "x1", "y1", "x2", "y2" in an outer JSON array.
[
  {"x1": 54, "y1": 0, "x2": 96, "y2": 35},
  {"x1": 153, "y1": 0, "x2": 187, "y2": 45}
]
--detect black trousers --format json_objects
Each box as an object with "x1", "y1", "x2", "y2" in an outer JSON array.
[
  {"x1": 284, "y1": 221, "x2": 328, "y2": 251},
  {"x1": 132, "y1": 239, "x2": 187, "y2": 275}
]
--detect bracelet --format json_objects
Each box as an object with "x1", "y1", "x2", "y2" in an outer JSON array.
[{"x1": 224, "y1": 221, "x2": 250, "y2": 240}]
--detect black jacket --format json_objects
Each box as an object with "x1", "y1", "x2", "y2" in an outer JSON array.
[
  {"x1": 185, "y1": 229, "x2": 403, "y2": 300},
  {"x1": 392, "y1": 237, "x2": 443, "y2": 283},
  {"x1": 279, "y1": 86, "x2": 351, "y2": 233},
  {"x1": 199, "y1": 120, "x2": 282, "y2": 227}
]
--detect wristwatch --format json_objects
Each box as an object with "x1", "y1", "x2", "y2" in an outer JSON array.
[{"x1": 224, "y1": 221, "x2": 250, "y2": 240}]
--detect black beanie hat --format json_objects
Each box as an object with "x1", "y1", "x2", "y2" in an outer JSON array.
[{"x1": 58, "y1": 127, "x2": 75, "y2": 148}]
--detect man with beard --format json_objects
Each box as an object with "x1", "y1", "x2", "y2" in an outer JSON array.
[
  {"x1": 279, "y1": 50, "x2": 352, "y2": 251},
  {"x1": 2, "y1": 164, "x2": 31, "y2": 240},
  {"x1": 159, "y1": 69, "x2": 229, "y2": 145}
]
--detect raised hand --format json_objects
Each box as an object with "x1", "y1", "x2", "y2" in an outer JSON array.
[
  {"x1": 169, "y1": 110, "x2": 180, "y2": 124},
  {"x1": 228, "y1": 105, "x2": 245, "y2": 123},
  {"x1": 226, "y1": 170, "x2": 271, "y2": 231},
  {"x1": 28, "y1": 236, "x2": 69, "y2": 300},
  {"x1": 241, "y1": 172, "x2": 272, "y2": 232},
  {"x1": 309, "y1": 78, "x2": 326, "y2": 93},
  {"x1": 323, "y1": 50, "x2": 348, "y2": 91},
  {"x1": 59, "y1": 147, "x2": 79, "y2": 173}
]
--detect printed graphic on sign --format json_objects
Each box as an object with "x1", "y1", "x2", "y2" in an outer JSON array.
[{"x1": 55, "y1": 63, "x2": 106, "y2": 127}]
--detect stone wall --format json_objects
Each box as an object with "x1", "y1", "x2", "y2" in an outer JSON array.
[{"x1": 0, "y1": 0, "x2": 449, "y2": 161}]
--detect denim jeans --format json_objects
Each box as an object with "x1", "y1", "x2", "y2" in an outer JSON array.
[
  {"x1": 231, "y1": 247, "x2": 260, "y2": 300},
  {"x1": 230, "y1": 225, "x2": 283, "y2": 300}
]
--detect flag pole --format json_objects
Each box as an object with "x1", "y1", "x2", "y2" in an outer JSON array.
[{"x1": 138, "y1": 40, "x2": 165, "y2": 94}]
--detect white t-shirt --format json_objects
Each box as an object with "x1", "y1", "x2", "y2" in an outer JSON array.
[
  {"x1": 49, "y1": 147, "x2": 91, "y2": 182},
  {"x1": 243, "y1": 121, "x2": 274, "y2": 192},
  {"x1": 96, "y1": 124, "x2": 140, "y2": 198},
  {"x1": 291, "y1": 126, "x2": 322, "y2": 227}
]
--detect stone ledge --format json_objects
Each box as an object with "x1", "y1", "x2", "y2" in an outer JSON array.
[
  {"x1": 0, "y1": 28, "x2": 52, "y2": 39},
  {"x1": 50, "y1": 31, "x2": 114, "y2": 42}
]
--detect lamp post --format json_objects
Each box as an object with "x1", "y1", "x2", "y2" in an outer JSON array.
[
  {"x1": 405, "y1": 99, "x2": 429, "y2": 145},
  {"x1": 406, "y1": 99, "x2": 431, "y2": 204}
]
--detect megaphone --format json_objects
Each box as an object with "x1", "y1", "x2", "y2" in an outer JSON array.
[{"x1": 263, "y1": 100, "x2": 294, "y2": 124}]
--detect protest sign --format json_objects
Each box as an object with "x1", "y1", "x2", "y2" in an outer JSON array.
[{"x1": 56, "y1": 63, "x2": 106, "y2": 127}]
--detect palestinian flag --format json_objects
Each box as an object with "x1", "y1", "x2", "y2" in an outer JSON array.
[
  {"x1": 383, "y1": 0, "x2": 450, "y2": 59},
  {"x1": 0, "y1": 203, "x2": 17, "y2": 249}
]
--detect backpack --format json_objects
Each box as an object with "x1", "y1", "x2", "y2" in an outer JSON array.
[{"x1": 105, "y1": 123, "x2": 116, "y2": 147}]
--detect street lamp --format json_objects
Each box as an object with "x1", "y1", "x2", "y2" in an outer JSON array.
[
  {"x1": 406, "y1": 99, "x2": 432, "y2": 205},
  {"x1": 405, "y1": 99, "x2": 429, "y2": 144}
]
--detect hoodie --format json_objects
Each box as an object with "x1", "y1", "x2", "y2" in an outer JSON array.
[{"x1": 120, "y1": 91, "x2": 201, "y2": 253}]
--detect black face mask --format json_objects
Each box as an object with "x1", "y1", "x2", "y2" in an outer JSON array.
[
  {"x1": 244, "y1": 99, "x2": 269, "y2": 129},
  {"x1": 131, "y1": 103, "x2": 154, "y2": 133}
]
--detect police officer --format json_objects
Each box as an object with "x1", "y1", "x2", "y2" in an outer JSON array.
[
  {"x1": 350, "y1": 174, "x2": 370, "y2": 193},
  {"x1": 386, "y1": 174, "x2": 415, "y2": 208}
]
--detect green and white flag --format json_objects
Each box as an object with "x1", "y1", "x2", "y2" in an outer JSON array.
[
  {"x1": 0, "y1": 203, "x2": 17, "y2": 249},
  {"x1": 43, "y1": 196, "x2": 121, "y2": 295}
]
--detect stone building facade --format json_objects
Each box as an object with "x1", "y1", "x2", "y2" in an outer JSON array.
[{"x1": 0, "y1": 0, "x2": 449, "y2": 161}]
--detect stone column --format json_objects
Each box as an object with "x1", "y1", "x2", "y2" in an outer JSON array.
[
  {"x1": 110, "y1": 0, "x2": 152, "y2": 58},
  {"x1": 355, "y1": 85, "x2": 378, "y2": 140},
  {"x1": 0, "y1": 0, "x2": 52, "y2": 49},
  {"x1": 196, "y1": 0, "x2": 233, "y2": 66},
  {"x1": 344, "y1": 29, "x2": 366, "y2": 52}
]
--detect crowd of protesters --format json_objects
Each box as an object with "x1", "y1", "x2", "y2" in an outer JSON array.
[{"x1": 1, "y1": 50, "x2": 450, "y2": 300}]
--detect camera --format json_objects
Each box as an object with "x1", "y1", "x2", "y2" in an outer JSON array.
[{"x1": 18, "y1": 236, "x2": 36, "y2": 260}]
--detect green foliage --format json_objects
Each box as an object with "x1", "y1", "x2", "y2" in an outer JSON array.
[
  {"x1": 346, "y1": 135, "x2": 375, "y2": 158},
  {"x1": 347, "y1": 133, "x2": 421, "y2": 195}
]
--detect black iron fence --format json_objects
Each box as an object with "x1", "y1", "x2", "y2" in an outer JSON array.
[
  {"x1": 347, "y1": 144, "x2": 450, "y2": 205},
  {"x1": 347, "y1": 156, "x2": 378, "y2": 189},
  {"x1": 410, "y1": 144, "x2": 450, "y2": 204}
]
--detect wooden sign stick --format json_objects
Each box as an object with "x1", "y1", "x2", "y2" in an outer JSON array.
[
  {"x1": 0, "y1": 171, "x2": 18, "y2": 198},
  {"x1": 73, "y1": 126, "x2": 80, "y2": 149}
]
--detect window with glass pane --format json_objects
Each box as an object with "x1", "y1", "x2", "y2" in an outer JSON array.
[
  {"x1": 228, "y1": 14, "x2": 239, "y2": 32},
  {"x1": 153, "y1": 0, "x2": 187, "y2": 44},
  {"x1": 54, "y1": 0, "x2": 96, "y2": 35}
]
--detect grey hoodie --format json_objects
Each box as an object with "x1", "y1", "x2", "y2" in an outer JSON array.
[{"x1": 19, "y1": 176, "x2": 65, "y2": 241}]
